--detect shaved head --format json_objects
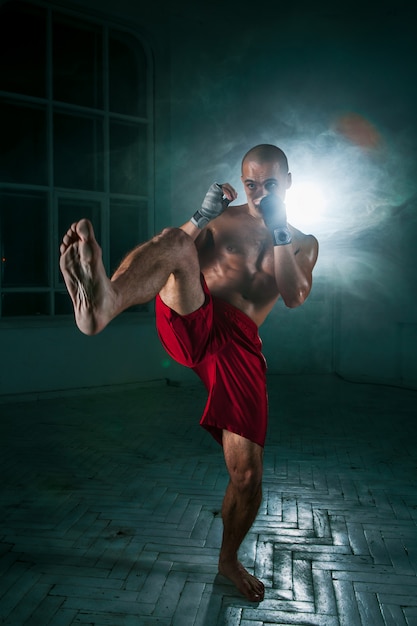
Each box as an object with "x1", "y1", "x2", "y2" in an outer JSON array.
[{"x1": 241, "y1": 144, "x2": 289, "y2": 174}]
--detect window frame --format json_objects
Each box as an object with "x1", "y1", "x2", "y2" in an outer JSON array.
[{"x1": 0, "y1": 0, "x2": 154, "y2": 322}]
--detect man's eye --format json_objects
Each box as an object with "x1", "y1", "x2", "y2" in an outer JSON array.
[
  {"x1": 247, "y1": 183, "x2": 256, "y2": 189},
  {"x1": 265, "y1": 182, "x2": 278, "y2": 192}
]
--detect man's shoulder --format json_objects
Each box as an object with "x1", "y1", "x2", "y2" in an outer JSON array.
[
  {"x1": 209, "y1": 204, "x2": 252, "y2": 228},
  {"x1": 222, "y1": 203, "x2": 250, "y2": 217}
]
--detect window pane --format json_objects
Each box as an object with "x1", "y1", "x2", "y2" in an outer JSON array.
[
  {"x1": 54, "y1": 113, "x2": 104, "y2": 190},
  {"x1": 109, "y1": 200, "x2": 147, "y2": 272},
  {"x1": 2, "y1": 292, "x2": 49, "y2": 317},
  {"x1": 54, "y1": 291, "x2": 74, "y2": 315},
  {"x1": 0, "y1": 1, "x2": 47, "y2": 98},
  {"x1": 110, "y1": 122, "x2": 147, "y2": 195},
  {"x1": 109, "y1": 199, "x2": 149, "y2": 313},
  {"x1": 0, "y1": 192, "x2": 48, "y2": 287},
  {"x1": 52, "y1": 14, "x2": 103, "y2": 108},
  {"x1": 58, "y1": 197, "x2": 101, "y2": 244},
  {"x1": 0, "y1": 101, "x2": 47, "y2": 185},
  {"x1": 109, "y1": 32, "x2": 147, "y2": 117}
]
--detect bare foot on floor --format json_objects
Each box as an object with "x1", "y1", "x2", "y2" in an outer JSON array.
[
  {"x1": 218, "y1": 559, "x2": 265, "y2": 602},
  {"x1": 59, "y1": 219, "x2": 117, "y2": 335}
]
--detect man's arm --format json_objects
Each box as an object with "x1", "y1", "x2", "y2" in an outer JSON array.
[
  {"x1": 273, "y1": 228, "x2": 319, "y2": 308},
  {"x1": 180, "y1": 219, "x2": 201, "y2": 241},
  {"x1": 259, "y1": 194, "x2": 318, "y2": 308}
]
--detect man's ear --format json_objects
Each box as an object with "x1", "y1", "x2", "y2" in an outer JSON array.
[{"x1": 287, "y1": 172, "x2": 292, "y2": 190}]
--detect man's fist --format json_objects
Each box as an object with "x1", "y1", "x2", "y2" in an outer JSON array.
[
  {"x1": 260, "y1": 194, "x2": 292, "y2": 246},
  {"x1": 260, "y1": 194, "x2": 287, "y2": 229},
  {"x1": 191, "y1": 183, "x2": 235, "y2": 229}
]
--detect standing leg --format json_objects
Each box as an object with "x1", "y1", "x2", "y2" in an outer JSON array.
[
  {"x1": 218, "y1": 430, "x2": 265, "y2": 602},
  {"x1": 59, "y1": 219, "x2": 204, "y2": 335}
]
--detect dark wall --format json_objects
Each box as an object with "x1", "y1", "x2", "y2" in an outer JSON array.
[
  {"x1": 1, "y1": 0, "x2": 416, "y2": 396},
  {"x1": 165, "y1": 1, "x2": 417, "y2": 385}
]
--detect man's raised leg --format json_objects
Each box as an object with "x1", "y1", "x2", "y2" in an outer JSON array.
[
  {"x1": 218, "y1": 430, "x2": 265, "y2": 602},
  {"x1": 59, "y1": 219, "x2": 204, "y2": 335}
]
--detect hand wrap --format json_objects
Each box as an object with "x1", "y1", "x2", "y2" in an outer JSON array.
[
  {"x1": 191, "y1": 183, "x2": 230, "y2": 229},
  {"x1": 260, "y1": 194, "x2": 292, "y2": 246}
]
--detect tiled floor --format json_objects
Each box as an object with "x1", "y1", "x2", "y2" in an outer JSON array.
[{"x1": 1, "y1": 374, "x2": 417, "y2": 625}]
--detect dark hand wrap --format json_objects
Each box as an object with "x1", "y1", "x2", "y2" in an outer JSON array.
[{"x1": 260, "y1": 194, "x2": 292, "y2": 246}]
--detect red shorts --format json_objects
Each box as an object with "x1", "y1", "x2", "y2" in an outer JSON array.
[{"x1": 155, "y1": 277, "x2": 268, "y2": 447}]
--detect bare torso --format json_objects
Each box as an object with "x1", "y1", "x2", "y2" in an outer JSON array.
[{"x1": 196, "y1": 204, "x2": 304, "y2": 326}]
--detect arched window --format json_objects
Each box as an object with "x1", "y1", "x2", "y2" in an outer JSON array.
[{"x1": 0, "y1": 0, "x2": 153, "y2": 317}]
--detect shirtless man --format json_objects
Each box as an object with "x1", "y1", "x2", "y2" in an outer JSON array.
[{"x1": 60, "y1": 144, "x2": 318, "y2": 602}]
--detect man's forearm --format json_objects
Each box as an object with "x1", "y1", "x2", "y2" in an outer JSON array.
[
  {"x1": 273, "y1": 239, "x2": 316, "y2": 308},
  {"x1": 180, "y1": 220, "x2": 201, "y2": 241}
]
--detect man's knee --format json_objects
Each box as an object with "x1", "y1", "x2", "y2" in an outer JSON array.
[
  {"x1": 223, "y1": 434, "x2": 263, "y2": 495},
  {"x1": 229, "y1": 463, "x2": 263, "y2": 495},
  {"x1": 154, "y1": 227, "x2": 194, "y2": 254},
  {"x1": 151, "y1": 227, "x2": 199, "y2": 275}
]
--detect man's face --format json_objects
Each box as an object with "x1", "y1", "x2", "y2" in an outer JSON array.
[{"x1": 241, "y1": 159, "x2": 292, "y2": 211}]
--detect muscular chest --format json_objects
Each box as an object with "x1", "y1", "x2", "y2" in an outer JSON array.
[
  {"x1": 200, "y1": 219, "x2": 273, "y2": 271},
  {"x1": 222, "y1": 235, "x2": 273, "y2": 274}
]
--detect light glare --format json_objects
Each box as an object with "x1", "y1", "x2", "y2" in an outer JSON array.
[{"x1": 286, "y1": 181, "x2": 326, "y2": 228}]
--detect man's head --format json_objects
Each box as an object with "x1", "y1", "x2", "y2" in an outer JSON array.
[{"x1": 241, "y1": 144, "x2": 292, "y2": 211}]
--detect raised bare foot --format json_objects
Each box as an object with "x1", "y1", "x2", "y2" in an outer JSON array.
[
  {"x1": 218, "y1": 559, "x2": 265, "y2": 602},
  {"x1": 59, "y1": 219, "x2": 117, "y2": 335}
]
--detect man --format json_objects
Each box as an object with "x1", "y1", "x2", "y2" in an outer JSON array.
[{"x1": 60, "y1": 144, "x2": 318, "y2": 602}]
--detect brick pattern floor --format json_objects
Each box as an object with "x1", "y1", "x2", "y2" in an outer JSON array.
[{"x1": 1, "y1": 374, "x2": 417, "y2": 625}]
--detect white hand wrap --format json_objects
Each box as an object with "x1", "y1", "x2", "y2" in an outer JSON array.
[{"x1": 191, "y1": 183, "x2": 230, "y2": 229}]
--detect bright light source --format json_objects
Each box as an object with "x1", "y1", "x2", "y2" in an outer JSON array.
[{"x1": 286, "y1": 181, "x2": 326, "y2": 228}]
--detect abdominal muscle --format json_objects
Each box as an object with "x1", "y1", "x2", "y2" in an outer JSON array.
[
  {"x1": 201, "y1": 258, "x2": 280, "y2": 327},
  {"x1": 196, "y1": 208, "x2": 281, "y2": 327}
]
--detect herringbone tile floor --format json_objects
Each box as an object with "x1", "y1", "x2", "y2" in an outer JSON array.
[{"x1": 1, "y1": 374, "x2": 417, "y2": 625}]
